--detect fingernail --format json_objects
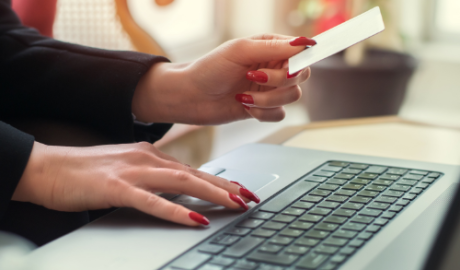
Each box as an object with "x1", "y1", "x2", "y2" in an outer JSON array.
[
  {"x1": 230, "y1": 181, "x2": 246, "y2": 189},
  {"x1": 189, "y1": 212, "x2": 210, "y2": 225},
  {"x1": 243, "y1": 105, "x2": 250, "y2": 111},
  {"x1": 229, "y1": 193, "x2": 249, "y2": 211},
  {"x1": 246, "y1": 70, "x2": 268, "y2": 83},
  {"x1": 289, "y1": 37, "x2": 317, "y2": 46},
  {"x1": 239, "y1": 188, "x2": 261, "y2": 204},
  {"x1": 287, "y1": 70, "x2": 301, "y2": 79},
  {"x1": 235, "y1": 94, "x2": 254, "y2": 105}
]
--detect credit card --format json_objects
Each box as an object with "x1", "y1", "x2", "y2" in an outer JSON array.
[{"x1": 288, "y1": 6, "x2": 385, "y2": 74}]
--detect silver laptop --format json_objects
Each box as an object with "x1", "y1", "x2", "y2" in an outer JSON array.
[{"x1": 29, "y1": 143, "x2": 460, "y2": 270}]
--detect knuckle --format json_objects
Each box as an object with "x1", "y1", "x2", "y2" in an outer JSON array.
[
  {"x1": 170, "y1": 205, "x2": 184, "y2": 221},
  {"x1": 144, "y1": 194, "x2": 161, "y2": 208},
  {"x1": 173, "y1": 170, "x2": 191, "y2": 183}
]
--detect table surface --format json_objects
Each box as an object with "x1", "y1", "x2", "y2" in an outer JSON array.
[{"x1": 260, "y1": 116, "x2": 460, "y2": 166}]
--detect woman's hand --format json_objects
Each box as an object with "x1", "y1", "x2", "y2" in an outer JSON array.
[
  {"x1": 13, "y1": 142, "x2": 260, "y2": 226},
  {"x1": 132, "y1": 34, "x2": 316, "y2": 124}
]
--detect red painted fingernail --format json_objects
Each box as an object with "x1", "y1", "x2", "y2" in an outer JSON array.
[
  {"x1": 235, "y1": 94, "x2": 254, "y2": 105},
  {"x1": 287, "y1": 70, "x2": 301, "y2": 79},
  {"x1": 289, "y1": 37, "x2": 317, "y2": 46},
  {"x1": 243, "y1": 105, "x2": 250, "y2": 110},
  {"x1": 230, "y1": 181, "x2": 246, "y2": 189},
  {"x1": 189, "y1": 212, "x2": 210, "y2": 225},
  {"x1": 239, "y1": 188, "x2": 261, "y2": 204},
  {"x1": 229, "y1": 193, "x2": 249, "y2": 211},
  {"x1": 246, "y1": 70, "x2": 268, "y2": 83}
]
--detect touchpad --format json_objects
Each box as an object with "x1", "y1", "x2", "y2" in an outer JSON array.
[{"x1": 216, "y1": 169, "x2": 279, "y2": 192}]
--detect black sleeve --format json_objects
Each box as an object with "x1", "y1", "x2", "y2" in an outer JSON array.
[{"x1": 0, "y1": 0, "x2": 172, "y2": 219}]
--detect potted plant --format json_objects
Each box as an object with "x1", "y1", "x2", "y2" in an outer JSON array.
[{"x1": 287, "y1": 0, "x2": 418, "y2": 121}]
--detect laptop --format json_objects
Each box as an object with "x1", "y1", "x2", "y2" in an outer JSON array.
[{"x1": 28, "y1": 143, "x2": 460, "y2": 270}]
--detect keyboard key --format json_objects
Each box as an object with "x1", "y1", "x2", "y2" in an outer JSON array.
[
  {"x1": 366, "y1": 225, "x2": 381, "y2": 233},
  {"x1": 416, "y1": 183, "x2": 429, "y2": 189},
  {"x1": 389, "y1": 184, "x2": 411, "y2": 192},
  {"x1": 373, "y1": 218, "x2": 388, "y2": 226},
  {"x1": 296, "y1": 253, "x2": 329, "y2": 269},
  {"x1": 323, "y1": 216, "x2": 347, "y2": 224},
  {"x1": 283, "y1": 207, "x2": 306, "y2": 216},
  {"x1": 359, "y1": 208, "x2": 382, "y2": 217},
  {"x1": 256, "y1": 265, "x2": 284, "y2": 270},
  {"x1": 381, "y1": 211, "x2": 396, "y2": 219},
  {"x1": 198, "y1": 244, "x2": 226, "y2": 254},
  {"x1": 295, "y1": 237, "x2": 320, "y2": 247},
  {"x1": 305, "y1": 176, "x2": 328, "y2": 183},
  {"x1": 252, "y1": 229, "x2": 277, "y2": 238},
  {"x1": 330, "y1": 254, "x2": 347, "y2": 263},
  {"x1": 427, "y1": 172, "x2": 440, "y2": 178},
  {"x1": 374, "y1": 196, "x2": 397, "y2": 204},
  {"x1": 367, "y1": 202, "x2": 390, "y2": 210},
  {"x1": 323, "y1": 238, "x2": 348, "y2": 247},
  {"x1": 379, "y1": 174, "x2": 400, "y2": 181},
  {"x1": 289, "y1": 221, "x2": 314, "y2": 230},
  {"x1": 315, "y1": 222, "x2": 339, "y2": 232},
  {"x1": 318, "y1": 184, "x2": 340, "y2": 191},
  {"x1": 410, "y1": 187, "x2": 423, "y2": 194},
  {"x1": 321, "y1": 166, "x2": 343, "y2": 172},
  {"x1": 272, "y1": 214, "x2": 296, "y2": 223},
  {"x1": 314, "y1": 245, "x2": 339, "y2": 254},
  {"x1": 262, "y1": 222, "x2": 286, "y2": 230},
  {"x1": 247, "y1": 252, "x2": 298, "y2": 266},
  {"x1": 342, "y1": 168, "x2": 362, "y2": 174},
  {"x1": 327, "y1": 178, "x2": 347, "y2": 185},
  {"x1": 339, "y1": 247, "x2": 356, "y2": 255},
  {"x1": 258, "y1": 244, "x2": 283, "y2": 253},
  {"x1": 334, "y1": 189, "x2": 356, "y2": 196},
  {"x1": 334, "y1": 173, "x2": 354, "y2": 180},
  {"x1": 326, "y1": 195, "x2": 348, "y2": 203},
  {"x1": 349, "y1": 196, "x2": 371, "y2": 204},
  {"x1": 332, "y1": 230, "x2": 357, "y2": 239},
  {"x1": 373, "y1": 179, "x2": 394, "y2": 186},
  {"x1": 402, "y1": 193, "x2": 417, "y2": 200},
  {"x1": 388, "y1": 205, "x2": 403, "y2": 212},
  {"x1": 403, "y1": 174, "x2": 424, "y2": 181},
  {"x1": 233, "y1": 261, "x2": 258, "y2": 270},
  {"x1": 382, "y1": 190, "x2": 403, "y2": 198},
  {"x1": 199, "y1": 264, "x2": 223, "y2": 270},
  {"x1": 366, "y1": 185, "x2": 386, "y2": 192},
  {"x1": 329, "y1": 161, "x2": 349, "y2": 167},
  {"x1": 387, "y1": 168, "x2": 407, "y2": 175},
  {"x1": 304, "y1": 230, "x2": 330, "y2": 239},
  {"x1": 358, "y1": 173, "x2": 378, "y2": 180},
  {"x1": 260, "y1": 181, "x2": 318, "y2": 213},
  {"x1": 309, "y1": 208, "x2": 332, "y2": 216},
  {"x1": 285, "y1": 245, "x2": 309, "y2": 255},
  {"x1": 357, "y1": 232, "x2": 373, "y2": 240},
  {"x1": 314, "y1": 171, "x2": 335, "y2": 177},
  {"x1": 292, "y1": 201, "x2": 314, "y2": 209},
  {"x1": 269, "y1": 236, "x2": 294, "y2": 245},
  {"x1": 251, "y1": 212, "x2": 274, "y2": 220},
  {"x1": 351, "y1": 216, "x2": 375, "y2": 224},
  {"x1": 357, "y1": 191, "x2": 379, "y2": 198},
  {"x1": 342, "y1": 202, "x2": 364, "y2": 210},
  {"x1": 395, "y1": 199, "x2": 410, "y2": 206},
  {"x1": 342, "y1": 222, "x2": 366, "y2": 231},
  {"x1": 397, "y1": 179, "x2": 418, "y2": 186},
  {"x1": 237, "y1": 219, "x2": 264, "y2": 229},
  {"x1": 301, "y1": 195, "x2": 323, "y2": 203},
  {"x1": 171, "y1": 252, "x2": 211, "y2": 270},
  {"x1": 365, "y1": 166, "x2": 387, "y2": 174},
  {"x1": 318, "y1": 201, "x2": 340, "y2": 209},
  {"x1": 348, "y1": 239, "x2": 365, "y2": 248},
  {"x1": 409, "y1": 170, "x2": 428, "y2": 175},
  {"x1": 333, "y1": 209, "x2": 356, "y2": 217},
  {"x1": 226, "y1": 227, "x2": 251, "y2": 236},
  {"x1": 209, "y1": 257, "x2": 235, "y2": 266},
  {"x1": 343, "y1": 184, "x2": 363, "y2": 190},
  {"x1": 310, "y1": 189, "x2": 332, "y2": 197},
  {"x1": 280, "y1": 228, "x2": 304, "y2": 237},
  {"x1": 299, "y1": 214, "x2": 323, "y2": 223},
  {"x1": 350, "y1": 179, "x2": 370, "y2": 185},
  {"x1": 349, "y1": 164, "x2": 368, "y2": 170},
  {"x1": 422, "y1": 177, "x2": 435, "y2": 183}
]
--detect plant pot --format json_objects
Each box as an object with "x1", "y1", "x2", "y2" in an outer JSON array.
[{"x1": 301, "y1": 49, "x2": 418, "y2": 121}]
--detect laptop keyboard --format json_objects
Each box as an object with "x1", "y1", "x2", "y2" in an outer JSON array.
[{"x1": 162, "y1": 161, "x2": 442, "y2": 270}]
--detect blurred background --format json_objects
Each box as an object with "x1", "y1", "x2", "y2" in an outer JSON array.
[{"x1": 12, "y1": 0, "x2": 460, "y2": 167}]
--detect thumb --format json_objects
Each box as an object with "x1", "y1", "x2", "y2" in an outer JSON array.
[{"x1": 232, "y1": 35, "x2": 316, "y2": 65}]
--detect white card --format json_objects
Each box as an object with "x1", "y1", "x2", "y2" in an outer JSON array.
[{"x1": 288, "y1": 6, "x2": 385, "y2": 74}]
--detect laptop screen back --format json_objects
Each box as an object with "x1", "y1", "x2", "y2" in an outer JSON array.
[{"x1": 423, "y1": 182, "x2": 460, "y2": 270}]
